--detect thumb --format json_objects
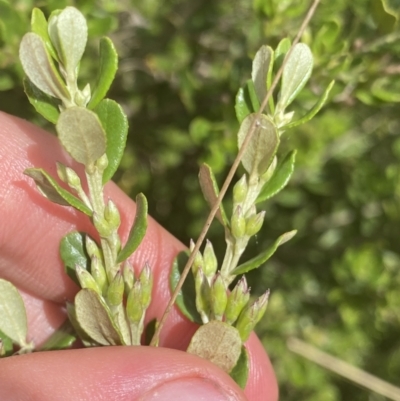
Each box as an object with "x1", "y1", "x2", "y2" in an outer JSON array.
[{"x1": 0, "y1": 346, "x2": 247, "y2": 401}]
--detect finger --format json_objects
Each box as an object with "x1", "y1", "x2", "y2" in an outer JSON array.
[{"x1": 0, "y1": 346, "x2": 247, "y2": 401}]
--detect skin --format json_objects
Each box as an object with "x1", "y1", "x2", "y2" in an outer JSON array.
[{"x1": 0, "y1": 112, "x2": 278, "y2": 401}]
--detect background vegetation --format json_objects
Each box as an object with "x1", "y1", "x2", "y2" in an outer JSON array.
[{"x1": 1, "y1": 0, "x2": 400, "y2": 399}]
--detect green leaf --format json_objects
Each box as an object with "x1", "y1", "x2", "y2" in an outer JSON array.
[
  {"x1": 274, "y1": 38, "x2": 291, "y2": 70},
  {"x1": 24, "y1": 168, "x2": 92, "y2": 216},
  {"x1": 56, "y1": 107, "x2": 107, "y2": 167},
  {"x1": 60, "y1": 232, "x2": 90, "y2": 285},
  {"x1": 285, "y1": 80, "x2": 335, "y2": 129},
  {"x1": 247, "y1": 79, "x2": 260, "y2": 112},
  {"x1": 251, "y1": 45, "x2": 273, "y2": 105},
  {"x1": 198, "y1": 163, "x2": 229, "y2": 227},
  {"x1": 230, "y1": 346, "x2": 249, "y2": 389},
  {"x1": 31, "y1": 8, "x2": 59, "y2": 62},
  {"x1": 187, "y1": 321, "x2": 242, "y2": 373},
  {"x1": 276, "y1": 43, "x2": 313, "y2": 113},
  {"x1": 257, "y1": 150, "x2": 297, "y2": 203},
  {"x1": 23, "y1": 78, "x2": 60, "y2": 124},
  {"x1": 117, "y1": 193, "x2": 148, "y2": 263},
  {"x1": 0, "y1": 329, "x2": 14, "y2": 357},
  {"x1": 39, "y1": 320, "x2": 77, "y2": 351},
  {"x1": 19, "y1": 32, "x2": 69, "y2": 100},
  {"x1": 169, "y1": 251, "x2": 202, "y2": 324},
  {"x1": 75, "y1": 288, "x2": 123, "y2": 345},
  {"x1": 237, "y1": 113, "x2": 279, "y2": 176},
  {"x1": 88, "y1": 37, "x2": 118, "y2": 109},
  {"x1": 94, "y1": 99, "x2": 128, "y2": 183},
  {"x1": 66, "y1": 302, "x2": 97, "y2": 347},
  {"x1": 0, "y1": 279, "x2": 28, "y2": 348},
  {"x1": 235, "y1": 86, "x2": 253, "y2": 123},
  {"x1": 231, "y1": 230, "x2": 297, "y2": 275}
]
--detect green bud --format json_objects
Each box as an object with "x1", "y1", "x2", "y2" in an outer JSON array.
[
  {"x1": 139, "y1": 263, "x2": 153, "y2": 309},
  {"x1": 225, "y1": 277, "x2": 250, "y2": 325},
  {"x1": 126, "y1": 281, "x2": 143, "y2": 324},
  {"x1": 203, "y1": 240, "x2": 218, "y2": 278},
  {"x1": 90, "y1": 255, "x2": 107, "y2": 294},
  {"x1": 65, "y1": 166, "x2": 81, "y2": 190},
  {"x1": 245, "y1": 211, "x2": 265, "y2": 237},
  {"x1": 122, "y1": 261, "x2": 135, "y2": 295},
  {"x1": 85, "y1": 236, "x2": 102, "y2": 260},
  {"x1": 104, "y1": 199, "x2": 121, "y2": 231},
  {"x1": 210, "y1": 273, "x2": 227, "y2": 321},
  {"x1": 260, "y1": 156, "x2": 277, "y2": 182},
  {"x1": 235, "y1": 289, "x2": 270, "y2": 342},
  {"x1": 96, "y1": 153, "x2": 108, "y2": 173},
  {"x1": 75, "y1": 265, "x2": 101, "y2": 294},
  {"x1": 190, "y1": 239, "x2": 203, "y2": 277},
  {"x1": 56, "y1": 162, "x2": 68, "y2": 183},
  {"x1": 195, "y1": 268, "x2": 210, "y2": 323},
  {"x1": 93, "y1": 211, "x2": 112, "y2": 237},
  {"x1": 233, "y1": 174, "x2": 247, "y2": 204},
  {"x1": 231, "y1": 206, "x2": 246, "y2": 239},
  {"x1": 106, "y1": 270, "x2": 124, "y2": 306}
]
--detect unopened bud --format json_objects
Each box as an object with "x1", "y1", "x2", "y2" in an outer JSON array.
[
  {"x1": 56, "y1": 162, "x2": 68, "y2": 183},
  {"x1": 225, "y1": 276, "x2": 250, "y2": 324},
  {"x1": 231, "y1": 206, "x2": 246, "y2": 239},
  {"x1": 65, "y1": 167, "x2": 81, "y2": 190},
  {"x1": 203, "y1": 240, "x2": 218, "y2": 278},
  {"x1": 210, "y1": 273, "x2": 227, "y2": 320},
  {"x1": 96, "y1": 153, "x2": 108, "y2": 172},
  {"x1": 90, "y1": 255, "x2": 107, "y2": 294},
  {"x1": 260, "y1": 156, "x2": 277, "y2": 182},
  {"x1": 139, "y1": 263, "x2": 153, "y2": 309},
  {"x1": 190, "y1": 239, "x2": 203, "y2": 276},
  {"x1": 195, "y1": 268, "x2": 210, "y2": 321},
  {"x1": 245, "y1": 211, "x2": 265, "y2": 237},
  {"x1": 85, "y1": 235, "x2": 101, "y2": 259},
  {"x1": 104, "y1": 199, "x2": 121, "y2": 230},
  {"x1": 75, "y1": 265, "x2": 101, "y2": 294},
  {"x1": 93, "y1": 212, "x2": 112, "y2": 237},
  {"x1": 106, "y1": 271, "x2": 124, "y2": 306},
  {"x1": 122, "y1": 261, "x2": 135, "y2": 295},
  {"x1": 126, "y1": 281, "x2": 143, "y2": 324},
  {"x1": 233, "y1": 174, "x2": 247, "y2": 204}
]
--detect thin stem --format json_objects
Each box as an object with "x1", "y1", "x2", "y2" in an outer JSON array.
[{"x1": 150, "y1": 0, "x2": 322, "y2": 347}]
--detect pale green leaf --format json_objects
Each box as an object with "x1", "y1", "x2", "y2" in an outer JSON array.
[
  {"x1": 230, "y1": 346, "x2": 249, "y2": 389},
  {"x1": 251, "y1": 45, "x2": 273, "y2": 105}
]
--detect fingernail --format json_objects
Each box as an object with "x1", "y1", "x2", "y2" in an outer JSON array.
[{"x1": 140, "y1": 377, "x2": 241, "y2": 401}]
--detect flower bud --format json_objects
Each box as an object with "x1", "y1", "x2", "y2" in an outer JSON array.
[
  {"x1": 225, "y1": 276, "x2": 250, "y2": 325},
  {"x1": 96, "y1": 153, "x2": 108, "y2": 172},
  {"x1": 122, "y1": 261, "x2": 135, "y2": 295},
  {"x1": 104, "y1": 199, "x2": 121, "y2": 231},
  {"x1": 126, "y1": 281, "x2": 143, "y2": 324},
  {"x1": 75, "y1": 265, "x2": 101, "y2": 294},
  {"x1": 85, "y1": 235, "x2": 101, "y2": 259},
  {"x1": 245, "y1": 211, "x2": 265, "y2": 237},
  {"x1": 65, "y1": 166, "x2": 81, "y2": 190},
  {"x1": 231, "y1": 206, "x2": 246, "y2": 239},
  {"x1": 195, "y1": 268, "x2": 210, "y2": 322},
  {"x1": 233, "y1": 174, "x2": 247, "y2": 204},
  {"x1": 210, "y1": 273, "x2": 227, "y2": 321},
  {"x1": 106, "y1": 270, "x2": 124, "y2": 306},
  {"x1": 203, "y1": 240, "x2": 218, "y2": 278},
  {"x1": 139, "y1": 263, "x2": 153, "y2": 309},
  {"x1": 260, "y1": 156, "x2": 277, "y2": 182},
  {"x1": 93, "y1": 211, "x2": 112, "y2": 237},
  {"x1": 56, "y1": 162, "x2": 68, "y2": 183},
  {"x1": 90, "y1": 255, "x2": 107, "y2": 294},
  {"x1": 190, "y1": 239, "x2": 203, "y2": 277}
]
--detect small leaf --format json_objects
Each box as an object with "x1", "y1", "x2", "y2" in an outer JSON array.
[
  {"x1": 169, "y1": 251, "x2": 202, "y2": 324},
  {"x1": 231, "y1": 230, "x2": 297, "y2": 275},
  {"x1": 0, "y1": 279, "x2": 28, "y2": 348},
  {"x1": 187, "y1": 321, "x2": 242, "y2": 373},
  {"x1": 285, "y1": 80, "x2": 335, "y2": 129},
  {"x1": 23, "y1": 78, "x2": 60, "y2": 124},
  {"x1": 56, "y1": 107, "x2": 107, "y2": 166},
  {"x1": 49, "y1": 7, "x2": 87, "y2": 76},
  {"x1": 88, "y1": 38, "x2": 118, "y2": 109},
  {"x1": 247, "y1": 79, "x2": 260, "y2": 112},
  {"x1": 274, "y1": 38, "x2": 291, "y2": 69},
  {"x1": 94, "y1": 99, "x2": 128, "y2": 183},
  {"x1": 117, "y1": 193, "x2": 148, "y2": 263},
  {"x1": 19, "y1": 32, "x2": 68, "y2": 100},
  {"x1": 0, "y1": 329, "x2": 14, "y2": 357},
  {"x1": 60, "y1": 232, "x2": 90, "y2": 285},
  {"x1": 256, "y1": 150, "x2": 297, "y2": 203},
  {"x1": 230, "y1": 346, "x2": 249, "y2": 389},
  {"x1": 75, "y1": 288, "x2": 123, "y2": 345},
  {"x1": 276, "y1": 43, "x2": 313, "y2": 112},
  {"x1": 251, "y1": 45, "x2": 273, "y2": 105},
  {"x1": 24, "y1": 168, "x2": 92, "y2": 216},
  {"x1": 198, "y1": 164, "x2": 229, "y2": 227},
  {"x1": 237, "y1": 113, "x2": 279, "y2": 176},
  {"x1": 31, "y1": 8, "x2": 59, "y2": 62},
  {"x1": 235, "y1": 86, "x2": 253, "y2": 123},
  {"x1": 40, "y1": 320, "x2": 77, "y2": 351},
  {"x1": 66, "y1": 302, "x2": 97, "y2": 347}
]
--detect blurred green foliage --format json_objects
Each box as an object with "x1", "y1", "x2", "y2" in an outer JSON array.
[{"x1": 1, "y1": 0, "x2": 400, "y2": 399}]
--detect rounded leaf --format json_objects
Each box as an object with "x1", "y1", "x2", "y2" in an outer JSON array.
[{"x1": 56, "y1": 107, "x2": 107, "y2": 166}]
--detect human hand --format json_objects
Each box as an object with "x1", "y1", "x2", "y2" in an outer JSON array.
[{"x1": 0, "y1": 112, "x2": 278, "y2": 401}]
